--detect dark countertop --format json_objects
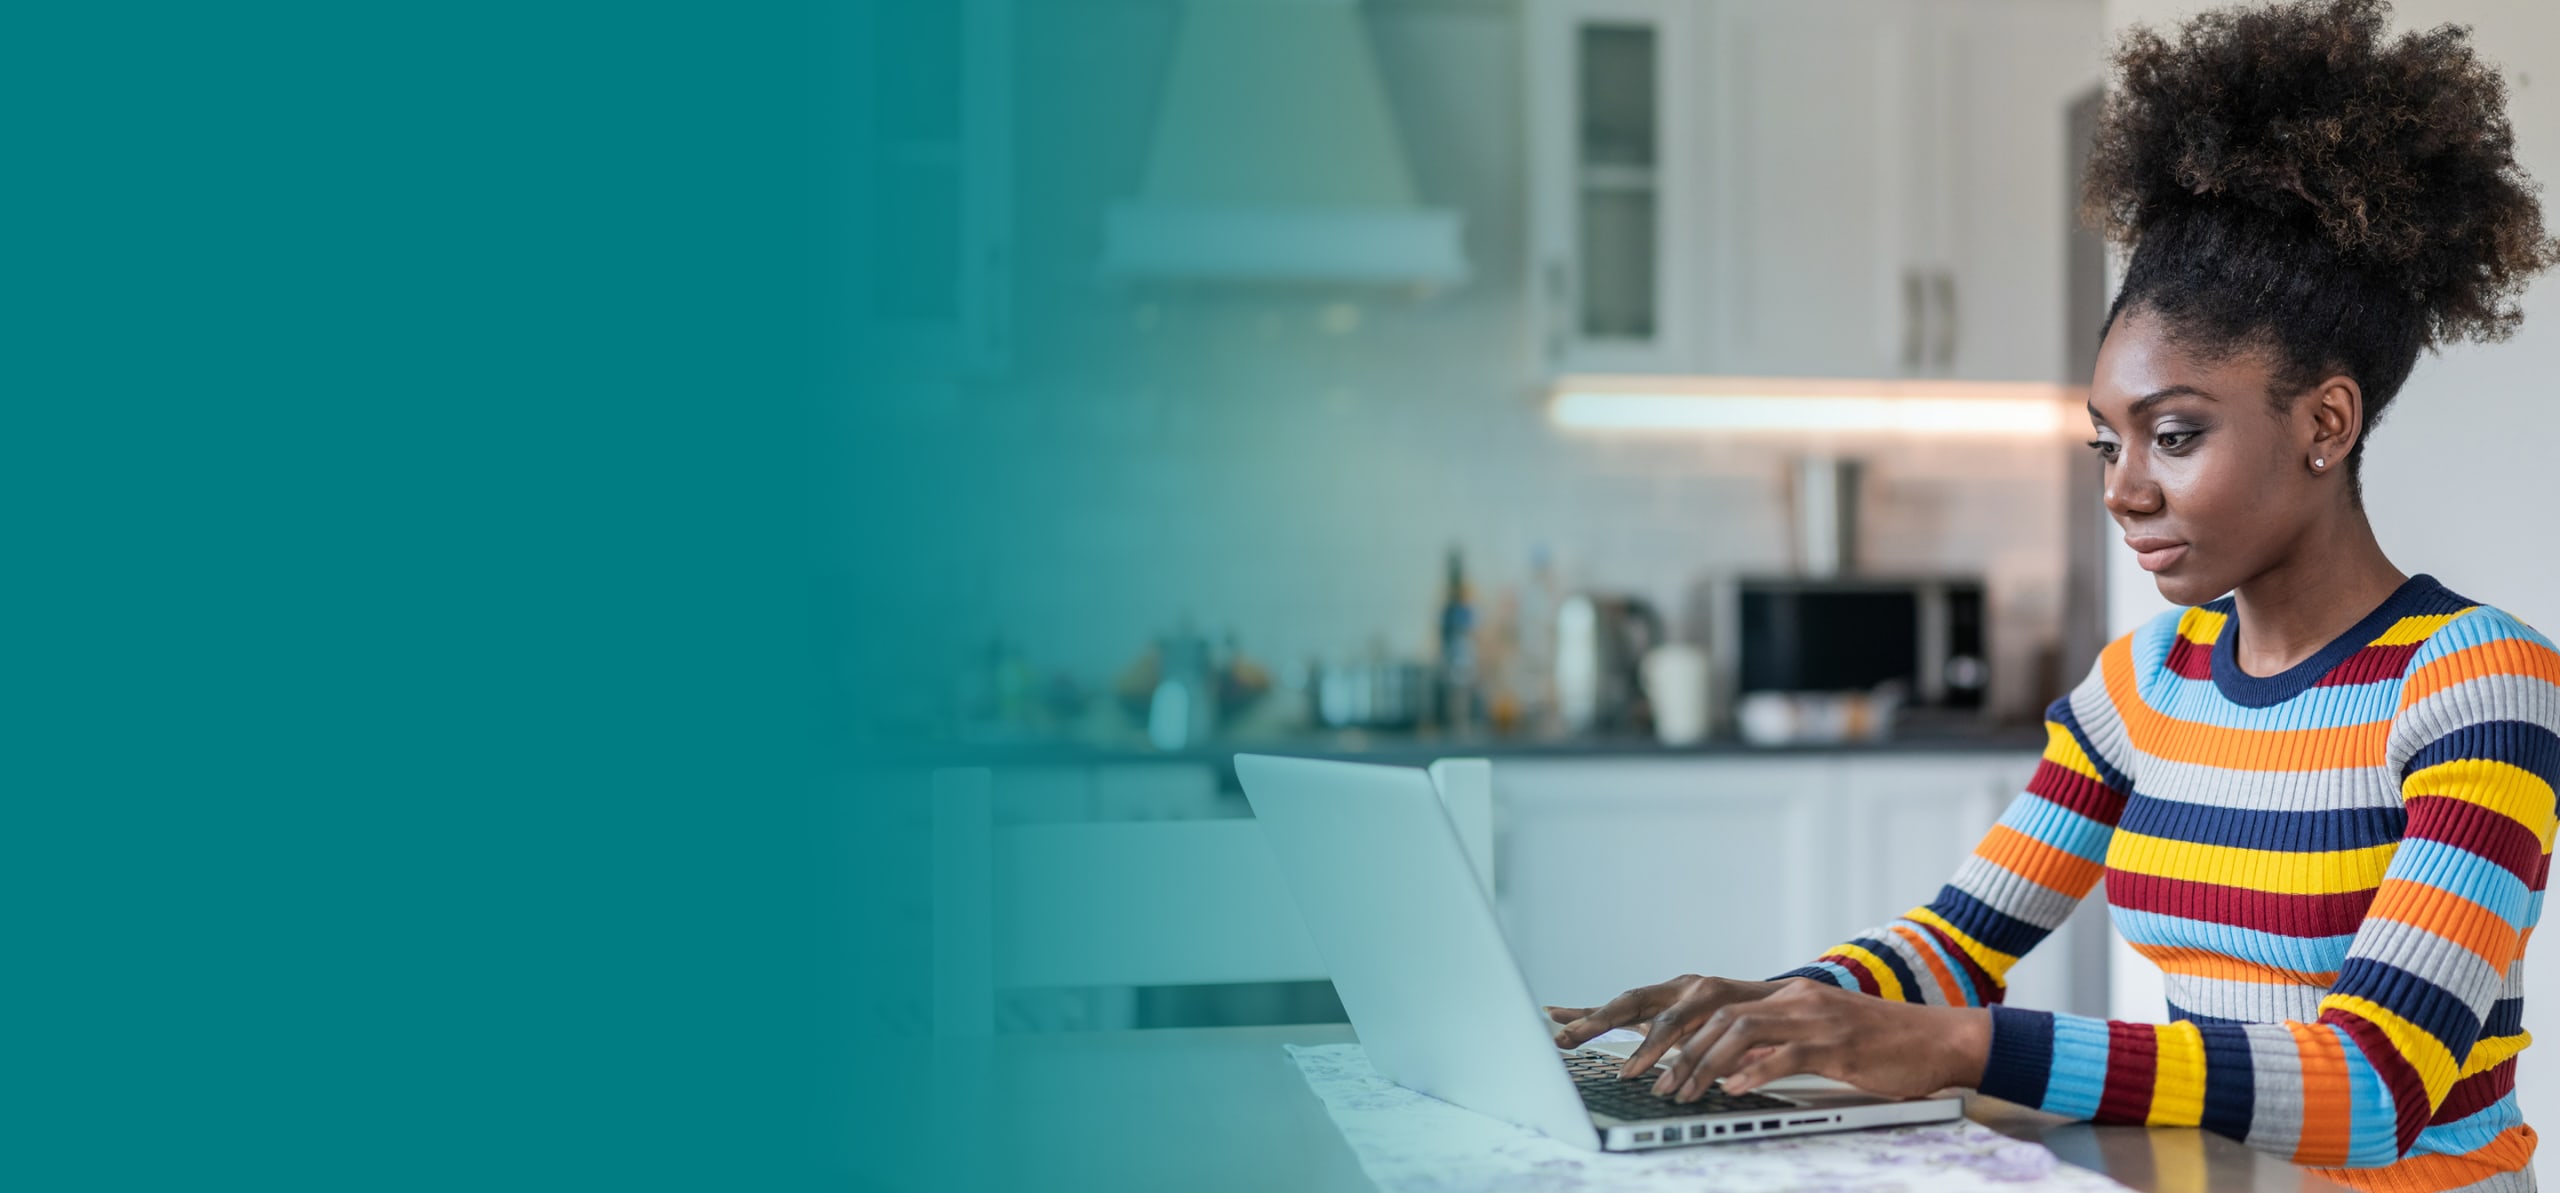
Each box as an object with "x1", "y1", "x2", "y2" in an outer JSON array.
[{"x1": 861, "y1": 722, "x2": 2049, "y2": 770}]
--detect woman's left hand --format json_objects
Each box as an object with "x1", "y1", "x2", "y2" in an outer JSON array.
[{"x1": 1649, "y1": 978, "x2": 1991, "y2": 1102}]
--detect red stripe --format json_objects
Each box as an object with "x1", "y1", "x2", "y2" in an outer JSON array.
[
  {"x1": 2315, "y1": 642, "x2": 2422, "y2": 687},
  {"x1": 2095, "y1": 1021, "x2": 2159, "y2": 1123},
  {"x1": 2026, "y1": 760, "x2": 2129, "y2": 826},
  {"x1": 2104, "y1": 869, "x2": 2379, "y2": 938},
  {"x1": 2404, "y1": 795, "x2": 2548, "y2": 886},
  {"x1": 1823, "y1": 952, "x2": 1882, "y2": 997},
  {"x1": 2433, "y1": 1058, "x2": 2516, "y2": 1124},
  {"x1": 2166, "y1": 636, "x2": 2212, "y2": 680},
  {"x1": 2326, "y1": 1011, "x2": 2431, "y2": 1154},
  {"x1": 1916, "y1": 919, "x2": 2005, "y2": 1005}
]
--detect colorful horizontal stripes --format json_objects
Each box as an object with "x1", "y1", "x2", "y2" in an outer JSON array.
[{"x1": 1782, "y1": 577, "x2": 2557, "y2": 1191}]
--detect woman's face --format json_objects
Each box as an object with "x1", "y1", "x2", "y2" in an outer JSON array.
[{"x1": 2087, "y1": 309, "x2": 2341, "y2": 607}]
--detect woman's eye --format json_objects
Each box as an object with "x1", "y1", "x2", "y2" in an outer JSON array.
[
  {"x1": 2086, "y1": 439, "x2": 2120, "y2": 461},
  {"x1": 2157, "y1": 430, "x2": 2196, "y2": 450}
]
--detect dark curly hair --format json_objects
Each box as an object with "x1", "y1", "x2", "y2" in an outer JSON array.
[{"x1": 2085, "y1": 0, "x2": 2556, "y2": 481}]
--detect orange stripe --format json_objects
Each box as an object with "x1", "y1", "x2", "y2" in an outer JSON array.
[
  {"x1": 2369, "y1": 879, "x2": 2521, "y2": 970},
  {"x1": 2104, "y1": 638, "x2": 2389, "y2": 770},
  {"x1": 1974, "y1": 823, "x2": 2105, "y2": 898},
  {"x1": 2286, "y1": 1020, "x2": 2355, "y2": 1168},
  {"x1": 1889, "y1": 924, "x2": 1967, "y2": 1005},
  {"x1": 2310, "y1": 1124, "x2": 2538, "y2": 1193},
  {"x1": 2131, "y1": 943, "x2": 2336, "y2": 987},
  {"x1": 2401, "y1": 635, "x2": 2560, "y2": 705}
]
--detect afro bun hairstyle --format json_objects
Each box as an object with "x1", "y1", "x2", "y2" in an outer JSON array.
[{"x1": 2084, "y1": 0, "x2": 2556, "y2": 472}]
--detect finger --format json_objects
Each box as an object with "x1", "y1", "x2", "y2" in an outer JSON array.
[
  {"x1": 1619, "y1": 999, "x2": 1704, "y2": 1078},
  {"x1": 1680, "y1": 1013, "x2": 1802, "y2": 1100},
  {"x1": 1653, "y1": 1006, "x2": 1736, "y2": 1095},
  {"x1": 1658, "y1": 1014, "x2": 1727, "y2": 1097},
  {"x1": 1554, "y1": 990, "x2": 1645, "y2": 1048},
  {"x1": 1722, "y1": 1044, "x2": 1809, "y2": 1094},
  {"x1": 1546, "y1": 1006, "x2": 1589, "y2": 1027}
]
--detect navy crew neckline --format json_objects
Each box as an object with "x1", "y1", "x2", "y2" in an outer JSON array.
[{"x1": 2208, "y1": 574, "x2": 2453, "y2": 708}]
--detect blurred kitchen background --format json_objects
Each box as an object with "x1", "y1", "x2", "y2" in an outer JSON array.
[
  {"x1": 856, "y1": 0, "x2": 2110, "y2": 756},
  {"x1": 848, "y1": 0, "x2": 2560, "y2": 1141}
]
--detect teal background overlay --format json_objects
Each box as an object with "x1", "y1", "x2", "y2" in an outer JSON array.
[
  {"x1": 15, "y1": 3, "x2": 842, "y2": 1188},
  {"x1": 12, "y1": 0, "x2": 1563, "y2": 1187}
]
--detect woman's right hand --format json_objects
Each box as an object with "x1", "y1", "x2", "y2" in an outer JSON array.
[{"x1": 1545, "y1": 975, "x2": 1795, "y2": 1079}]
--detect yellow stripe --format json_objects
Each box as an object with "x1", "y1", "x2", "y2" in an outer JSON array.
[
  {"x1": 2464, "y1": 1031, "x2": 2534, "y2": 1078},
  {"x1": 2147, "y1": 1020, "x2": 2207, "y2": 1127},
  {"x1": 2105, "y1": 830, "x2": 2396, "y2": 895},
  {"x1": 2179, "y1": 606, "x2": 2228, "y2": 645},
  {"x1": 1905, "y1": 906, "x2": 2019, "y2": 982},
  {"x1": 2320, "y1": 994, "x2": 2460, "y2": 1106},
  {"x1": 2043, "y1": 719, "x2": 2103, "y2": 783},
  {"x1": 2369, "y1": 611, "x2": 2467, "y2": 647},
  {"x1": 2405, "y1": 758, "x2": 2560, "y2": 850},
  {"x1": 1831, "y1": 944, "x2": 1907, "y2": 1002}
]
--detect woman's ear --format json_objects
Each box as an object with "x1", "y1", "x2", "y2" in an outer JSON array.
[{"x1": 2305, "y1": 375, "x2": 2362, "y2": 471}]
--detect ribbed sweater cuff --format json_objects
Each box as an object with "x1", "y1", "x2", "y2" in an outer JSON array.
[
  {"x1": 1768, "y1": 965, "x2": 1848, "y2": 989},
  {"x1": 1977, "y1": 1004, "x2": 2056, "y2": 1106}
]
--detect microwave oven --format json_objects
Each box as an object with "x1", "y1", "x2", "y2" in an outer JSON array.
[{"x1": 1718, "y1": 576, "x2": 1987, "y2": 711}]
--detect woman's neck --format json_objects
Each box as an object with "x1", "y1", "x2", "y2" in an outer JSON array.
[{"x1": 2225, "y1": 505, "x2": 2406, "y2": 678}]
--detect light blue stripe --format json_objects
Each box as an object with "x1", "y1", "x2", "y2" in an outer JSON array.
[
  {"x1": 2410, "y1": 1092, "x2": 2522, "y2": 1155},
  {"x1": 2334, "y1": 1023, "x2": 2405, "y2": 1168},
  {"x1": 2111, "y1": 906, "x2": 2357, "y2": 972},
  {"x1": 2390, "y1": 838, "x2": 2534, "y2": 924},
  {"x1": 2002, "y1": 796, "x2": 2114, "y2": 865},
  {"x1": 2137, "y1": 669, "x2": 2406, "y2": 730},
  {"x1": 2129, "y1": 611, "x2": 2185, "y2": 690},
  {"x1": 1807, "y1": 961, "x2": 1858, "y2": 990},
  {"x1": 2043, "y1": 1012, "x2": 2110, "y2": 1120}
]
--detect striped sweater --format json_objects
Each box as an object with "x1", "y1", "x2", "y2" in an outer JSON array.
[{"x1": 1779, "y1": 576, "x2": 2560, "y2": 1193}]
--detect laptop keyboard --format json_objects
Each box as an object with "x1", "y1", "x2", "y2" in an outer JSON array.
[{"x1": 1563, "y1": 1051, "x2": 1795, "y2": 1121}]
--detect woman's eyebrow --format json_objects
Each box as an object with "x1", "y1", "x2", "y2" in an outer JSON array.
[{"x1": 2126, "y1": 384, "x2": 2215, "y2": 417}]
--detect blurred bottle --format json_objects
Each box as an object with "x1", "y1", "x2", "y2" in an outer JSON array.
[
  {"x1": 1514, "y1": 545, "x2": 1561, "y2": 737},
  {"x1": 1438, "y1": 546, "x2": 1478, "y2": 735}
]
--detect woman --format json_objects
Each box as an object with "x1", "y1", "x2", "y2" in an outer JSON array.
[{"x1": 1549, "y1": 2, "x2": 2560, "y2": 1189}]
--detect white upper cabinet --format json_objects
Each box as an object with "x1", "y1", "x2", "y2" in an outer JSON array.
[
  {"x1": 861, "y1": 0, "x2": 1011, "y2": 377},
  {"x1": 1525, "y1": 0, "x2": 1704, "y2": 375},
  {"x1": 1526, "y1": 0, "x2": 2102, "y2": 382}
]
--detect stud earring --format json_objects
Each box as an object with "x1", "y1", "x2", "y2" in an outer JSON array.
[{"x1": 2314, "y1": 457, "x2": 2326, "y2": 470}]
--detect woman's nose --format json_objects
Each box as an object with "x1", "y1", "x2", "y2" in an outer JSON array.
[{"x1": 2103, "y1": 457, "x2": 2161, "y2": 519}]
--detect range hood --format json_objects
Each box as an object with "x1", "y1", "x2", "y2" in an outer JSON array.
[{"x1": 1103, "y1": 0, "x2": 1469, "y2": 289}]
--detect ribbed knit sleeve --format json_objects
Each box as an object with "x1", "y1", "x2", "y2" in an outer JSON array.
[
  {"x1": 1976, "y1": 606, "x2": 2560, "y2": 1177},
  {"x1": 1773, "y1": 655, "x2": 2136, "y2": 1006}
]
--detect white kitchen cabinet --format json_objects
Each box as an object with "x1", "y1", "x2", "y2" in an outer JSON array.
[
  {"x1": 1525, "y1": 0, "x2": 2103, "y2": 382},
  {"x1": 1496, "y1": 752, "x2": 2099, "y2": 1016},
  {"x1": 1524, "y1": 0, "x2": 1705, "y2": 374},
  {"x1": 1922, "y1": 0, "x2": 2111, "y2": 383},
  {"x1": 860, "y1": 0, "x2": 1010, "y2": 376},
  {"x1": 1501, "y1": 757, "x2": 1838, "y2": 1008},
  {"x1": 1703, "y1": 0, "x2": 1911, "y2": 379}
]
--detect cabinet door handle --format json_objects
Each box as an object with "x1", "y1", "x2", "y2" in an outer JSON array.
[
  {"x1": 1933, "y1": 270, "x2": 1958, "y2": 372},
  {"x1": 1901, "y1": 269, "x2": 1926, "y2": 372},
  {"x1": 1546, "y1": 258, "x2": 1574, "y2": 360}
]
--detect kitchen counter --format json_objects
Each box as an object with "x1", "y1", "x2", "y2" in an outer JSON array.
[{"x1": 863, "y1": 723, "x2": 2051, "y2": 770}]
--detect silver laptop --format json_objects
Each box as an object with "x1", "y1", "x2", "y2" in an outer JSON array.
[{"x1": 1235, "y1": 754, "x2": 1964, "y2": 1151}]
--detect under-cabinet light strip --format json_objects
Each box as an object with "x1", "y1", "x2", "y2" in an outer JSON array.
[{"x1": 1547, "y1": 377, "x2": 2079, "y2": 437}]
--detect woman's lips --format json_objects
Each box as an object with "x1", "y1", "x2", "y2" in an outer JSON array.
[{"x1": 2126, "y1": 536, "x2": 2189, "y2": 573}]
